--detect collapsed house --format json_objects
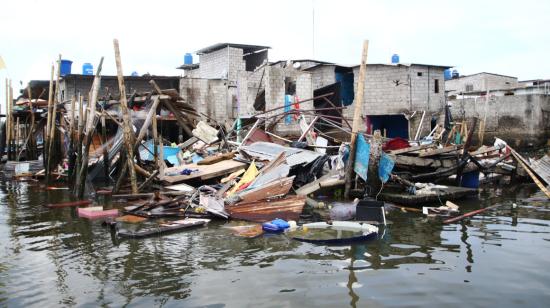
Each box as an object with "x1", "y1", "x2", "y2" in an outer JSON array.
[
  {"x1": 178, "y1": 43, "x2": 314, "y2": 136},
  {"x1": 446, "y1": 72, "x2": 550, "y2": 146},
  {"x1": 5, "y1": 39, "x2": 550, "y2": 242},
  {"x1": 178, "y1": 43, "x2": 452, "y2": 142}
]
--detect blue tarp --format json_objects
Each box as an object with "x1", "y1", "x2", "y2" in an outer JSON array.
[
  {"x1": 284, "y1": 95, "x2": 293, "y2": 124},
  {"x1": 354, "y1": 134, "x2": 370, "y2": 181},
  {"x1": 378, "y1": 152, "x2": 395, "y2": 183}
]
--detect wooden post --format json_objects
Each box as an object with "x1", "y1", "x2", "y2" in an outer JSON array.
[
  {"x1": 151, "y1": 107, "x2": 165, "y2": 178},
  {"x1": 5, "y1": 79, "x2": 11, "y2": 160},
  {"x1": 113, "y1": 39, "x2": 138, "y2": 193},
  {"x1": 101, "y1": 112, "x2": 110, "y2": 185},
  {"x1": 8, "y1": 80, "x2": 14, "y2": 160},
  {"x1": 5, "y1": 79, "x2": 9, "y2": 157},
  {"x1": 150, "y1": 80, "x2": 194, "y2": 136},
  {"x1": 75, "y1": 57, "x2": 104, "y2": 197},
  {"x1": 47, "y1": 56, "x2": 61, "y2": 180},
  {"x1": 344, "y1": 40, "x2": 369, "y2": 199},
  {"x1": 67, "y1": 96, "x2": 77, "y2": 181},
  {"x1": 72, "y1": 95, "x2": 84, "y2": 186},
  {"x1": 15, "y1": 117, "x2": 20, "y2": 161},
  {"x1": 134, "y1": 95, "x2": 161, "y2": 149},
  {"x1": 44, "y1": 64, "x2": 55, "y2": 169}
]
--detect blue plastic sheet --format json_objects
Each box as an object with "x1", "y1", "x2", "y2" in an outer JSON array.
[
  {"x1": 378, "y1": 152, "x2": 395, "y2": 183},
  {"x1": 353, "y1": 134, "x2": 370, "y2": 181},
  {"x1": 284, "y1": 95, "x2": 293, "y2": 124}
]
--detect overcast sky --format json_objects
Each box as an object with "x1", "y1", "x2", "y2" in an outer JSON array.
[{"x1": 1, "y1": 0, "x2": 549, "y2": 107}]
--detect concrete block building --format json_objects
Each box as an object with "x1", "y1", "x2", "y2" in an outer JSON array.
[
  {"x1": 178, "y1": 43, "x2": 314, "y2": 135},
  {"x1": 447, "y1": 72, "x2": 550, "y2": 146},
  {"x1": 179, "y1": 43, "x2": 451, "y2": 139},
  {"x1": 446, "y1": 72, "x2": 518, "y2": 98},
  {"x1": 305, "y1": 62, "x2": 450, "y2": 139}
]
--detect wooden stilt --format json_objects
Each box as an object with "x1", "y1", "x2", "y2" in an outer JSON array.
[
  {"x1": 47, "y1": 56, "x2": 61, "y2": 180},
  {"x1": 344, "y1": 40, "x2": 369, "y2": 199},
  {"x1": 113, "y1": 39, "x2": 138, "y2": 193}
]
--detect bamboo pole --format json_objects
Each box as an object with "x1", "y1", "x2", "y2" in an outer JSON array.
[
  {"x1": 344, "y1": 40, "x2": 369, "y2": 199},
  {"x1": 113, "y1": 39, "x2": 138, "y2": 193}
]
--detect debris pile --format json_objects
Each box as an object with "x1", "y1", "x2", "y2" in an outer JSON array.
[{"x1": 2, "y1": 38, "x2": 548, "y2": 242}]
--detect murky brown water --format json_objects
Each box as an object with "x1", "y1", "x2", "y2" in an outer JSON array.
[{"x1": 1, "y1": 180, "x2": 549, "y2": 307}]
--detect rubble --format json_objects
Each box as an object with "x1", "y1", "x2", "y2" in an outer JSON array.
[{"x1": 1, "y1": 38, "x2": 547, "y2": 243}]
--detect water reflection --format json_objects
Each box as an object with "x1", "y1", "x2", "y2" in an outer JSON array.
[{"x1": 0, "y1": 181, "x2": 549, "y2": 306}]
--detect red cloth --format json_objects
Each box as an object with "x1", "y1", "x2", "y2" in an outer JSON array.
[{"x1": 383, "y1": 137, "x2": 410, "y2": 152}]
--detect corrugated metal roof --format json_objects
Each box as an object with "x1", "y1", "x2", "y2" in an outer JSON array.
[
  {"x1": 239, "y1": 142, "x2": 322, "y2": 167},
  {"x1": 531, "y1": 155, "x2": 550, "y2": 185}
]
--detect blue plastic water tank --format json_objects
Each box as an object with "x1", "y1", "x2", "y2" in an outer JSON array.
[
  {"x1": 60, "y1": 60, "x2": 73, "y2": 76},
  {"x1": 184, "y1": 53, "x2": 193, "y2": 65},
  {"x1": 391, "y1": 54, "x2": 399, "y2": 64},
  {"x1": 82, "y1": 63, "x2": 93, "y2": 75},
  {"x1": 444, "y1": 69, "x2": 452, "y2": 80},
  {"x1": 452, "y1": 69, "x2": 459, "y2": 79},
  {"x1": 131, "y1": 71, "x2": 139, "y2": 76}
]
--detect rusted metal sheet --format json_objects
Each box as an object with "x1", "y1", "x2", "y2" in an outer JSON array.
[{"x1": 226, "y1": 195, "x2": 306, "y2": 222}]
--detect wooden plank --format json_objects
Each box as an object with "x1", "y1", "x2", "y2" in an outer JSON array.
[
  {"x1": 162, "y1": 160, "x2": 247, "y2": 184},
  {"x1": 237, "y1": 176, "x2": 294, "y2": 203},
  {"x1": 394, "y1": 155, "x2": 455, "y2": 169},
  {"x1": 469, "y1": 145, "x2": 500, "y2": 157},
  {"x1": 296, "y1": 171, "x2": 344, "y2": 196},
  {"x1": 344, "y1": 39, "x2": 369, "y2": 199},
  {"x1": 388, "y1": 144, "x2": 434, "y2": 155},
  {"x1": 197, "y1": 151, "x2": 235, "y2": 165},
  {"x1": 226, "y1": 195, "x2": 305, "y2": 222},
  {"x1": 113, "y1": 39, "x2": 139, "y2": 193},
  {"x1": 510, "y1": 147, "x2": 550, "y2": 199},
  {"x1": 418, "y1": 145, "x2": 462, "y2": 158}
]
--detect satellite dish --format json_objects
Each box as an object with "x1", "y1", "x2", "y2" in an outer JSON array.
[{"x1": 293, "y1": 62, "x2": 301, "y2": 69}]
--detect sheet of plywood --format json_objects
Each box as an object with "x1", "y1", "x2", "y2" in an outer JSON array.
[{"x1": 162, "y1": 160, "x2": 247, "y2": 184}]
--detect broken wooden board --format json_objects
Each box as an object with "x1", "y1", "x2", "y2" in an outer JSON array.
[
  {"x1": 388, "y1": 144, "x2": 435, "y2": 155},
  {"x1": 198, "y1": 151, "x2": 235, "y2": 165},
  {"x1": 226, "y1": 195, "x2": 306, "y2": 222},
  {"x1": 116, "y1": 215, "x2": 147, "y2": 223},
  {"x1": 295, "y1": 171, "x2": 344, "y2": 196},
  {"x1": 469, "y1": 145, "x2": 501, "y2": 157},
  {"x1": 238, "y1": 176, "x2": 295, "y2": 203},
  {"x1": 380, "y1": 186, "x2": 478, "y2": 207},
  {"x1": 394, "y1": 155, "x2": 456, "y2": 169},
  {"x1": 162, "y1": 160, "x2": 247, "y2": 184},
  {"x1": 418, "y1": 145, "x2": 462, "y2": 158}
]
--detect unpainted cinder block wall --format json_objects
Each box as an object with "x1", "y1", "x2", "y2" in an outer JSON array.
[
  {"x1": 264, "y1": 66, "x2": 313, "y2": 136},
  {"x1": 450, "y1": 94, "x2": 550, "y2": 147}
]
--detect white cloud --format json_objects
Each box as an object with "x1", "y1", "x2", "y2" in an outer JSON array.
[{"x1": 1, "y1": 0, "x2": 549, "y2": 108}]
